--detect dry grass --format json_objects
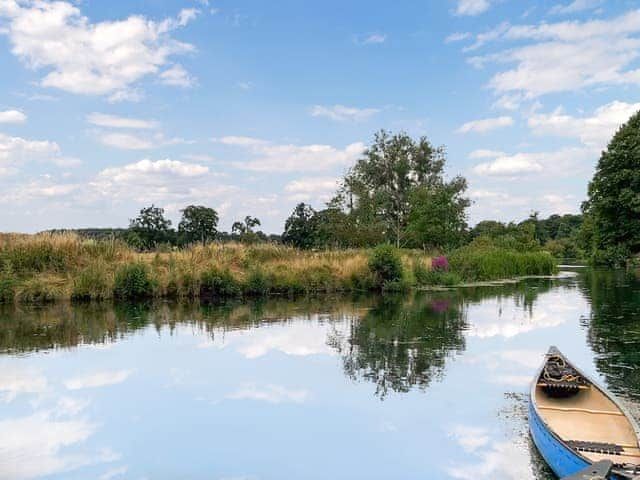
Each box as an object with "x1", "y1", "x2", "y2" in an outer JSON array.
[{"x1": 0, "y1": 233, "x2": 434, "y2": 304}]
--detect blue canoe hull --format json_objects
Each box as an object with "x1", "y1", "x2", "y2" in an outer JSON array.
[
  {"x1": 529, "y1": 400, "x2": 589, "y2": 478},
  {"x1": 529, "y1": 399, "x2": 628, "y2": 480}
]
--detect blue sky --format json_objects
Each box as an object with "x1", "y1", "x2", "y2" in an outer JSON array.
[{"x1": 0, "y1": 0, "x2": 639, "y2": 233}]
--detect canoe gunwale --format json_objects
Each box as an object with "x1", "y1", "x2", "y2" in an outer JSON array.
[{"x1": 529, "y1": 346, "x2": 640, "y2": 479}]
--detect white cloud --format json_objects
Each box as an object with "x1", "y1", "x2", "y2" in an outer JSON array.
[
  {"x1": 455, "y1": 0, "x2": 492, "y2": 16},
  {"x1": 91, "y1": 158, "x2": 234, "y2": 208},
  {"x1": 236, "y1": 81, "x2": 254, "y2": 90},
  {"x1": 100, "y1": 159, "x2": 208, "y2": 183},
  {"x1": 0, "y1": 109, "x2": 27, "y2": 123},
  {"x1": 458, "y1": 116, "x2": 514, "y2": 134},
  {"x1": 64, "y1": 369, "x2": 134, "y2": 390},
  {"x1": 0, "y1": 367, "x2": 47, "y2": 402},
  {"x1": 96, "y1": 132, "x2": 154, "y2": 150},
  {"x1": 226, "y1": 384, "x2": 310, "y2": 404},
  {"x1": 447, "y1": 439, "x2": 533, "y2": 479},
  {"x1": 215, "y1": 136, "x2": 364, "y2": 172},
  {"x1": 0, "y1": 2, "x2": 197, "y2": 96},
  {"x1": 87, "y1": 113, "x2": 158, "y2": 129},
  {"x1": 310, "y1": 104, "x2": 379, "y2": 122},
  {"x1": 472, "y1": 147, "x2": 593, "y2": 177},
  {"x1": 468, "y1": 149, "x2": 506, "y2": 159},
  {"x1": 527, "y1": 100, "x2": 640, "y2": 148},
  {"x1": 467, "y1": 10, "x2": 640, "y2": 98},
  {"x1": 0, "y1": 411, "x2": 113, "y2": 479},
  {"x1": 0, "y1": 132, "x2": 80, "y2": 175},
  {"x1": 354, "y1": 33, "x2": 386, "y2": 45},
  {"x1": 449, "y1": 425, "x2": 491, "y2": 453},
  {"x1": 285, "y1": 177, "x2": 339, "y2": 194},
  {"x1": 159, "y1": 64, "x2": 195, "y2": 87},
  {"x1": 445, "y1": 32, "x2": 471, "y2": 43},
  {"x1": 549, "y1": 0, "x2": 602, "y2": 15}
]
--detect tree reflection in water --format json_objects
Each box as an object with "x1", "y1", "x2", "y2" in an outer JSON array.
[
  {"x1": 580, "y1": 268, "x2": 640, "y2": 398},
  {"x1": 0, "y1": 278, "x2": 556, "y2": 401}
]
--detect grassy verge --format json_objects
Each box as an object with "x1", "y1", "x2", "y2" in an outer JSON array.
[{"x1": 0, "y1": 233, "x2": 558, "y2": 304}]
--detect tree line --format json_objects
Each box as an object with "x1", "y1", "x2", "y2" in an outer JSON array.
[{"x1": 52, "y1": 113, "x2": 639, "y2": 265}]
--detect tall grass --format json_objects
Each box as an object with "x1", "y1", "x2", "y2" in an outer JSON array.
[
  {"x1": 449, "y1": 244, "x2": 557, "y2": 281},
  {"x1": 0, "y1": 233, "x2": 558, "y2": 304}
]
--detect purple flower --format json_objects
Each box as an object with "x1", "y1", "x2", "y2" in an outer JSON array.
[{"x1": 431, "y1": 256, "x2": 449, "y2": 272}]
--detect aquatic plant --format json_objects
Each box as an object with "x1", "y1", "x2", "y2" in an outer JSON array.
[{"x1": 113, "y1": 263, "x2": 155, "y2": 299}]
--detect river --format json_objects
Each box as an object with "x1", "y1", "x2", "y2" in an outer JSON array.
[{"x1": 0, "y1": 267, "x2": 638, "y2": 479}]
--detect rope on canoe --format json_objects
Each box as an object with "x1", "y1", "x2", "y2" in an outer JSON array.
[{"x1": 539, "y1": 354, "x2": 588, "y2": 389}]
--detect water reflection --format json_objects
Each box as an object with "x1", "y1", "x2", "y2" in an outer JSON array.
[
  {"x1": 0, "y1": 271, "x2": 636, "y2": 479},
  {"x1": 580, "y1": 269, "x2": 640, "y2": 398}
]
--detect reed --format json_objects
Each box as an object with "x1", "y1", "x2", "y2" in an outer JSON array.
[{"x1": 0, "y1": 233, "x2": 558, "y2": 304}]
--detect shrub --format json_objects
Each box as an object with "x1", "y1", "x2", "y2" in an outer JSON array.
[
  {"x1": 244, "y1": 269, "x2": 271, "y2": 295},
  {"x1": 449, "y1": 245, "x2": 557, "y2": 281},
  {"x1": 72, "y1": 263, "x2": 110, "y2": 301},
  {"x1": 431, "y1": 256, "x2": 449, "y2": 271},
  {"x1": 113, "y1": 263, "x2": 154, "y2": 299},
  {"x1": 200, "y1": 268, "x2": 241, "y2": 298},
  {"x1": 368, "y1": 244, "x2": 404, "y2": 288}
]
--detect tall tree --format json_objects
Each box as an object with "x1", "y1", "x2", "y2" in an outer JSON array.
[
  {"x1": 282, "y1": 203, "x2": 317, "y2": 249},
  {"x1": 335, "y1": 130, "x2": 447, "y2": 247},
  {"x1": 583, "y1": 110, "x2": 640, "y2": 261},
  {"x1": 405, "y1": 177, "x2": 470, "y2": 250},
  {"x1": 129, "y1": 205, "x2": 173, "y2": 249},
  {"x1": 178, "y1": 205, "x2": 219, "y2": 245}
]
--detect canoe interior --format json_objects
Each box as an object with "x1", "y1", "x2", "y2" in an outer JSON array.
[{"x1": 534, "y1": 353, "x2": 640, "y2": 467}]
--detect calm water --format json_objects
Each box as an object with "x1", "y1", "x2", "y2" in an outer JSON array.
[{"x1": 1, "y1": 268, "x2": 639, "y2": 480}]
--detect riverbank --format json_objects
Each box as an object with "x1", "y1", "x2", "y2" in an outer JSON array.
[{"x1": 0, "y1": 233, "x2": 558, "y2": 304}]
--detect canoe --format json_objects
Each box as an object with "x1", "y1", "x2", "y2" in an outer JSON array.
[{"x1": 529, "y1": 346, "x2": 640, "y2": 480}]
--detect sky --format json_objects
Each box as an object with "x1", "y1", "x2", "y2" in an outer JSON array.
[{"x1": 0, "y1": 0, "x2": 639, "y2": 234}]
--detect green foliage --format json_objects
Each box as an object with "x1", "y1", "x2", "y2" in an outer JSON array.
[
  {"x1": 368, "y1": 244, "x2": 404, "y2": 288},
  {"x1": 178, "y1": 205, "x2": 219, "y2": 245},
  {"x1": 413, "y1": 262, "x2": 461, "y2": 286},
  {"x1": 469, "y1": 221, "x2": 540, "y2": 252},
  {"x1": 231, "y1": 216, "x2": 263, "y2": 244},
  {"x1": 282, "y1": 203, "x2": 317, "y2": 249},
  {"x1": 0, "y1": 274, "x2": 15, "y2": 303},
  {"x1": 405, "y1": 179, "x2": 470, "y2": 250},
  {"x1": 244, "y1": 269, "x2": 271, "y2": 295},
  {"x1": 449, "y1": 244, "x2": 557, "y2": 281},
  {"x1": 334, "y1": 130, "x2": 452, "y2": 247},
  {"x1": 72, "y1": 263, "x2": 110, "y2": 301},
  {"x1": 200, "y1": 268, "x2": 241, "y2": 297},
  {"x1": 129, "y1": 205, "x2": 173, "y2": 250},
  {"x1": 113, "y1": 263, "x2": 155, "y2": 299},
  {"x1": 583, "y1": 110, "x2": 640, "y2": 263},
  {"x1": 0, "y1": 239, "x2": 67, "y2": 274}
]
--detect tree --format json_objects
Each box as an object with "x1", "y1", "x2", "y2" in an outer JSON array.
[
  {"x1": 232, "y1": 216, "x2": 262, "y2": 243},
  {"x1": 405, "y1": 177, "x2": 470, "y2": 250},
  {"x1": 178, "y1": 205, "x2": 219, "y2": 245},
  {"x1": 582, "y1": 110, "x2": 640, "y2": 262},
  {"x1": 335, "y1": 130, "x2": 449, "y2": 247},
  {"x1": 282, "y1": 203, "x2": 317, "y2": 249},
  {"x1": 129, "y1": 205, "x2": 173, "y2": 249}
]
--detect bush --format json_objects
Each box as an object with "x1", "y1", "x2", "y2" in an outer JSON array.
[
  {"x1": 72, "y1": 263, "x2": 110, "y2": 301},
  {"x1": 449, "y1": 245, "x2": 557, "y2": 281},
  {"x1": 113, "y1": 263, "x2": 154, "y2": 299},
  {"x1": 244, "y1": 269, "x2": 271, "y2": 295},
  {"x1": 200, "y1": 268, "x2": 241, "y2": 298},
  {"x1": 368, "y1": 244, "x2": 404, "y2": 288}
]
